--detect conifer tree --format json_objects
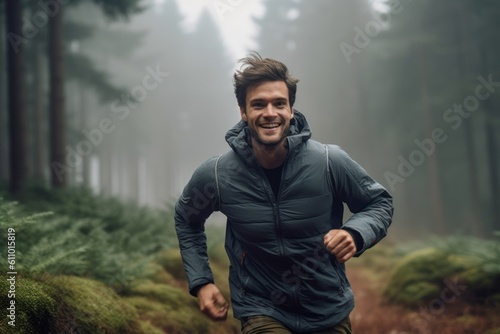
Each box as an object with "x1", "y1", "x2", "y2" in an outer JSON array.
[
  {"x1": 0, "y1": 1, "x2": 7, "y2": 185},
  {"x1": 5, "y1": 0, "x2": 28, "y2": 194},
  {"x1": 48, "y1": 0, "x2": 143, "y2": 189}
]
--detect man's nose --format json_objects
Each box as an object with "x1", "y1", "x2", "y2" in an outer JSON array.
[{"x1": 263, "y1": 104, "x2": 277, "y2": 116}]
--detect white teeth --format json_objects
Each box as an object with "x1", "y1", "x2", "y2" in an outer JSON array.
[{"x1": 261, "y1": 123, "x2": 279, "y2": 128}]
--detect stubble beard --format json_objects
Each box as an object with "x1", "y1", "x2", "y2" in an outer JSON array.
[{"x1": 250, "y1": 123, "x2": 290, "y2": 149}]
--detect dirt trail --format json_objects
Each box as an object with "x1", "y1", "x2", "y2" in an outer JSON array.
[{"x1": 347, "y1": 267, "x2": 500, "y2": 334}]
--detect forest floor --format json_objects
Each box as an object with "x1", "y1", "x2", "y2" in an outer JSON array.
[{"x1": 347, "y1": 264, "x2": 500, "y2": 334}]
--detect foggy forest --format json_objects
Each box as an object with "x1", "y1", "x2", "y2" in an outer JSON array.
[{"x1": 0, "y1": 0, "x2": 499, "y2": 333}]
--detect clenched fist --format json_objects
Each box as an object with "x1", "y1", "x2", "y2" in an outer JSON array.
[
  {"x1": 197, "y1": 283, "x2": 229, "y2": 321},
  {"x1": 324, "y1": 229, "x2": 357, "y2": 263}
]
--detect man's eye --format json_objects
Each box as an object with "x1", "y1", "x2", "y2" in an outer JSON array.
[
  {"x1": 252, "y1": 103, "x2": 264, "y2": 108},
  {"x1": 275, "y1": 101, "x2": 286, "y2": 108}
]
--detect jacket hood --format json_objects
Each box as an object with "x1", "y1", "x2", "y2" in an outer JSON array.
[{"x1": 225, "y1": 110, "x2": 312, "y2": 164}]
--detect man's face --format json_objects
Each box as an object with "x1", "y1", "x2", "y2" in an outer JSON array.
[{"x1": 240, "y1": 81, "x2": 294, "y2": 148}]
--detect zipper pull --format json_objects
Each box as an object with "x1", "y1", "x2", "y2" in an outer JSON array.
[{"x1": 240, "y1": 251, "x2": 247, "y2": 266}]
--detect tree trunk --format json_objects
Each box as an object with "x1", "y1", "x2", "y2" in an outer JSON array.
[
  {"x1": 418, "y1": 48, "x2": 446, "y2": 233},
  {"x1": 479, "y1": 47, "x2": 500, "y2": 233},
  {"x1": 99, "y1": 137, "x2": 113, "y2": 197},
  {"x1": 484, "y1": 119, "x2": 499, "y2": 222},
  {"x1": 138, "y1": 152, "x2": 147, "y2": 205},
  {"x1": 6, "y1": 0, "x2": 28, "y2": 194},
  {"x1": 127, "y1": 151, "x2": 139, "y2": 203},
  {"x1": 484, "y1": 120, "x2": 499, "y2": 230},
  {"x1": 78, "y1": 84, "x2": 91, "y2": 187},
  {"x1": 454, "y1": 9, "x2": 483, "y2": 235},
  {"x1": 0, "y1": 1, "x2": 7, "y2": 184},
  {"x1": 33, "y1": 38, "x2": 46, "y2": 185},
  {"x1": 49, "y1": 4, "x2": 66, "y2": 188}
]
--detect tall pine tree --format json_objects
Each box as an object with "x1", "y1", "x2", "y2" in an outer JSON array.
[{"x1": 6, "y1": 0, "x2": 28, "y2": 194}]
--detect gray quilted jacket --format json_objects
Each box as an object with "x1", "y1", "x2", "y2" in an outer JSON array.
[{"x1": 175, "y1": 111, "x2": 393, "y2": 332}]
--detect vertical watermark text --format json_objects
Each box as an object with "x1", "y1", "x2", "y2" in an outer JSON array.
[{"x1": 6, "y1": 227, "x2": 17, "y2": 327}]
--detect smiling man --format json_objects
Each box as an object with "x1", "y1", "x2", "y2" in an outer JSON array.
[
  {"x1": 175, "y1": 53, "x2": 393, "y2": 334},
  {"x1": 242, "y1": 80, "x2": 293, "y2": 169}
]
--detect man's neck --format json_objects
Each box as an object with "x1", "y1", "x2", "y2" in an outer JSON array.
[{"x1": 251, "y1": 138, "x2": 288, "y2": 169}]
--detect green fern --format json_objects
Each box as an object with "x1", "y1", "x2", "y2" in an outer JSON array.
[
  {"x1": 0, "y1": 199, "x2": 53, "y2": 229},
  {"x1": 0, "y1": 188, "x2": 178, "y2": 292}
]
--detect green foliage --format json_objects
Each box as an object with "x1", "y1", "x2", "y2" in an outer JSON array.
[
  {"x1": 0, "y1": 199, "x2": 52, "y2": 229},
  {"x1": 384, "y1": 248, "x2": 468, "y2": 306},
  {"x1": 21, "y1": 227, "x2": 89, "y2": 276},
  {"x1": 435, "y1": 233, "x2": 500, "y2": 301},
  {"x1": 0, "y1": 189, "x2": 243, "y2": 333},
  {"x1": 435, "y1": 233, "x2": 500, "y2": 275},
  {"x1": 0, "y1": 187, "x2": 177, "y2": 288},
  {"x1": 384, "y1": 234, "x2": 500, "y2": 307},
  {"x1": 0, "y1": 199, "x2": 89, "y2": 276}
]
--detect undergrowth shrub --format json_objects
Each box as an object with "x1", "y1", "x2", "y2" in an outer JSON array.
[
  {"x1": 0, "y1": 187, "x2": 177, "y2": 288},
  {"x1": 384, "y1": 234, "x2": 500, "y2": 307}
]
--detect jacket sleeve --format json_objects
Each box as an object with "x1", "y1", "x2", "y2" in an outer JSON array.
[
  {"x1": 327, "y1": 145, "x2": 394, "y2": 256},
  {"x1": 174, "y1": 156, "x2": 220, "y2": 296}
]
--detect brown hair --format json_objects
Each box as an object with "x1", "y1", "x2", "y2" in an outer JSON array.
[{"x1": 233, "y1": 52, "x2": 299, "y2": 110}]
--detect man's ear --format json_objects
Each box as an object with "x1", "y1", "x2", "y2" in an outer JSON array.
[
  {"x1": 291, "y1": 108, "x2": 294, "y2": 118},
  {"x1": 240, "y1": 106, "x2": 247, "y2": 122}
]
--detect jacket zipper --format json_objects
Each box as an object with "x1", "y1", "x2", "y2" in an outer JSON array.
[
  {"x1": 256, "y1": 158, "x2": 288, "y2": 258},
  {"x1": 274, "y1": 157, "x2": 289, "y2": 258},
  {"x1": 331, "y1": 259, "x2": 346, "y2": 295},
  {"x1": 240, "y1": 251, "x2": 249, "y2": 295}
]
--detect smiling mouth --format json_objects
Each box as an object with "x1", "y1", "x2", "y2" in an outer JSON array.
[{"x1": 260, "y1": 123, "x2": 280, "y2": 129}]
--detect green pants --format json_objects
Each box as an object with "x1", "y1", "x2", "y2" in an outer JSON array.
[{"x1": 241, "y1": 315, "x2": 352, "y2": 334}]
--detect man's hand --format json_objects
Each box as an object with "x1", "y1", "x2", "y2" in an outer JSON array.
[
  {"x1": 324, "y1": 229, "x2": 357, "y2": 263},
  {"x1": 197, "y1": 283, "x2": 229, "y2": 321}
]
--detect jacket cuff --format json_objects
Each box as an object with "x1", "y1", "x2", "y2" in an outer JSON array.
[
  {"x1": 341, "y1": 227, "x2": 364, "y2": 256},
  {"x1": 189, "y1": 279, "x2": 214, "y2": 297}
]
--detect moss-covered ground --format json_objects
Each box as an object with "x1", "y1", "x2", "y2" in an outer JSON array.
[{"x1": 0, "y1": 247, "x2": 240, "y2": 334}]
